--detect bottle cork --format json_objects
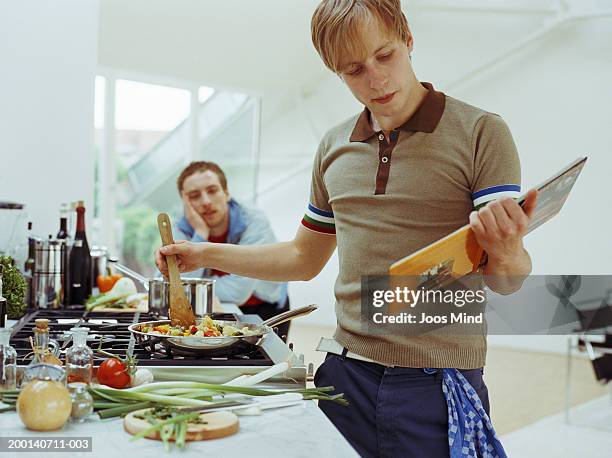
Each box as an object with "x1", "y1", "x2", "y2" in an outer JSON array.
[{"x1": 34, "y1": 318, "x2": 49, "y2": 331}]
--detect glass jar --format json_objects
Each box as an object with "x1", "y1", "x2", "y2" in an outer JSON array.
[
  {"x1": 21, "y1": 363, "x2": 66, "y2": 387},
  {"x1": 29, "y1": 319, "x2": 60, "y2": 365},
  {"x1": 0, "y1": 328, "x2": 17, "y2": 391},
  {"x1": 65, "y1": 328, "x2": 93, "y2": 385},
  {"x1": 67, "y1": 382, "x2": 93, "y2": 423}
]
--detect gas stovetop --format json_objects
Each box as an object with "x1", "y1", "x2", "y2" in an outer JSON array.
[{"x1": 10, "y1": 308, "x2": 309, "y2": 388}]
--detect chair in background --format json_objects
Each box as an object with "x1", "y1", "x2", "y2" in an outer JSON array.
[{"x1": 565, "y1": 291, "x2": 612, "y2": 423}]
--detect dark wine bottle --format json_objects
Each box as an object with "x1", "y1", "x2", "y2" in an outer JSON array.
[
  {"x1": 24, "y1": 222, "x2": 35, "y2": 275},
  {"x1": 57, "y1": 203, "x2": 70, "y2": 307},
  {"x1": 56, "y1": 203, "x2": 69, "y2": 239},
  {"x1": 68, "y1": 201, "x2": 92, "y2": 305}
]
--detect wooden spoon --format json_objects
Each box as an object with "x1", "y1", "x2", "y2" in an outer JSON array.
[{"x1": 157, "y1": 213, "x2": 196, "y2": 327}]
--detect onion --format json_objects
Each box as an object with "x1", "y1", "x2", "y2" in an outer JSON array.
[{"x1": 17, "y1": 380, "x2": 72, "y2": 431}]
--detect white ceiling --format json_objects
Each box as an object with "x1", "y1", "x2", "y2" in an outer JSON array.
[
  {"x1": 98, "y1": 0, "x2": 327, "y2": 96},
  {"x1": 97, "y1": 0, "x2": 610, "y2": 120}
]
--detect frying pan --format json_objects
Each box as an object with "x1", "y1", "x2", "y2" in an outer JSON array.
[{"x1": 128, "y1": 304, "x2": 317, "y2": 355}]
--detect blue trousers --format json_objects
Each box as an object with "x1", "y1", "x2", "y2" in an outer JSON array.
[{"x1": 315, "y1": 353, "x2": 490, "y2": 458}]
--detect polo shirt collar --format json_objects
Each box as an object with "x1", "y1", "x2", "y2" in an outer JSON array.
[{"x1": 349, "y1": 82, "x2": 446, "y2": 142}]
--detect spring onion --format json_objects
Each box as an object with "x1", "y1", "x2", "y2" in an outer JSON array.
[
  {"x1": 0, "y1": 381, "x2": 348, "y2": 426},
  {"x1": 225, "y1": 362, "x2": 289, "y2": 387}
]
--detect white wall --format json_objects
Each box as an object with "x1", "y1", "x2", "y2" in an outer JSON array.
[
  {"x1": 454, "y1": 17, "x2": 612, "y2": 354},
  {"x1": 451, "y1": 17, "x2": 612, "y2": 276},
  {"x1": 0, "y1": 0, "x2": 99, "y2": 241},
  {"x1": 256, "y1": 13, "x2": 612, "y2": 354},
  {"x1": 257, "y1": 76, "x2": 362, "y2": 327}
]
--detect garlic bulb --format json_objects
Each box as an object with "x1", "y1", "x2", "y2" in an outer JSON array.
[{"x1": 130, "y1": 368, "x2": 154, "y2": 387}]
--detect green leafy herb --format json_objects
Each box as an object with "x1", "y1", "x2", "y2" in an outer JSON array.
[
  {"x1": 0, "y1": 256, "x2": 27, "y2": 319},
  {"x1": 131, "y1": 406, "x2": 202, "y2": 450}
]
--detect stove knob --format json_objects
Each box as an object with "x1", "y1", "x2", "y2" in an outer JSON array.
[{"x1": 288, "y1": 342, "x2": 294, "y2": 351}]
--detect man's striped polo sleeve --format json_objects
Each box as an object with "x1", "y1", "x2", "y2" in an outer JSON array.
[
  {"x1": 471, "y1": 113, "x2": 522, "y2": 210},
  {"x1": 472, "y1": 184, "x2": 521, "y2": 209},
  {"x1": 301, "y1": 139, "x2": 336, "y2": 235},
  {"x1": 302, "y1": 204, "x2": 335, "y2": 234}
]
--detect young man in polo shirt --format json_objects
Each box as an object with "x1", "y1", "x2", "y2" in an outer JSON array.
[{"x1": 156, "y1": 0, "x2": 538, "y2": 455}]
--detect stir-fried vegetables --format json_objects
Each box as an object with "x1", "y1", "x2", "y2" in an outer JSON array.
[{"x1": 140, "y1": 315, "x2": 256, "y2": 338}]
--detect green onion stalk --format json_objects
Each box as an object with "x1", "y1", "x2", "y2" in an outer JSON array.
[
  {"x1": 2, "y1": 383, "x2": 347, "y2": 420},
  {"x1": 0, "y1": 390, "x2": 19, "y2": 412}
]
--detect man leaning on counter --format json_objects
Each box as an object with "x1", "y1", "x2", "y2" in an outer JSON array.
[
  {"x1": 172, "y1": 161, "x2": 289, "y2": 340},
  {"x1": 156, "y1": 0, "x2": 539, "y2": 456}
]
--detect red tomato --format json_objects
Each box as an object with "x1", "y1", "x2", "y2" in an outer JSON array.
[
  {"x1": 204, "y1": 329, "x2": 216, "y2": 337},
  {"x1": 97, "y1": 358, "x2": 131, "y2": 388}
]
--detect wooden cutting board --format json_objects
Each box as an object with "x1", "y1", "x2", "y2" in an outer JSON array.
[
  {"x1": 91, "y1": 296, "x2": 223, "y2": 314},
  {"x1": 89, "y1": 306, "x2": 148, "y2": 313},
  {"x1": 124, "y1": 409, "x2": 239, "y2": 441}
]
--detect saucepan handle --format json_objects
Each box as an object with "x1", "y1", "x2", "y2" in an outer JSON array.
[
  {"x1": 108, "y1": 258, "x2": 150, "y2": 291},
  {"x1": 262, "y1": 304, "x2": 318, "y2": 328}
]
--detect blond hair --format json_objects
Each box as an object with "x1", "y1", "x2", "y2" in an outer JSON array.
[{"x1": 311, "y1": 0, "x2": 410, "y2": 73}]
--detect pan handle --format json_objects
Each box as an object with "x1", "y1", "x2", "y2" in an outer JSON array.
[
  {"x1": 262, "y1": 304, "x2": 318, "y2": 328},
  {"x1": 108, "y1": 258, "x2": 150, "y2": 291}
]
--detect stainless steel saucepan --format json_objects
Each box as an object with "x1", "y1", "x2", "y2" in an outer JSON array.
[
  {"x1": 108, "y1": 259, "x2": 215, "y2": 316},
  {"x1": 128, "y1": 304, "x2": 317, "y2": 355}
]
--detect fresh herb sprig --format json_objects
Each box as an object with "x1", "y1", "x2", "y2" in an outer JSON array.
[{"x1": 132, "y1": 406, "x2": 203, "y2": 450}]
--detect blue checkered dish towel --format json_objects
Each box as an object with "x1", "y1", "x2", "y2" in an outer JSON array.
[{"x1": 441, "y1": 368, "x2": 507, "y2": 458}]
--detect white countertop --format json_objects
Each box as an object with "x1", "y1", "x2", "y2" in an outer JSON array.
[
  {"x1": 0, "y1": 401, "x2": 357, "y2": 457},
  {"x1": 219, "y1": 302, "x2": 242, "y2": 315}
]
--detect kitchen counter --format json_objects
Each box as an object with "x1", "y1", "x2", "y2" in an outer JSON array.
[
  {"x1": 0, "y1": 305, "x2": 350, "y2": 457},
  {"x1": 0, "y1": 401, "x2": 357, "y2": 457}
]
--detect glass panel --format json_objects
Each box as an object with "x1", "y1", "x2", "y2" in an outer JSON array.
[
  {"x1": 198, "y1": 102, "x2": 256, "y2": 201},
  {"x1": 113, "y1": 80, "x2": 190, "y2": 277},
  {"x1": 93, "y1": 81, "x2": 257, "y2": 278},
  {"x1": 93, "y1": 76, "x2": 105, "y2": 221},
  {"x1": 198, "y1": 86, "x2": 214, "y2": 104},
  {"x1": 115, "y1": 79, "x2": 190, "y2": 168}
]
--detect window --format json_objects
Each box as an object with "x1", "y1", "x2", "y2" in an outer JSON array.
[{"x1": 94, "y1": 76, "x2": 259, "y2": 278}]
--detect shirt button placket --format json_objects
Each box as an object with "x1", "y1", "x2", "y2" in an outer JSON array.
[
  {"x1": 378, "y1": 133, "x2": 389, "y2": 163},
  {"x1": 375, "y1": 131, "x2": 392, "y2": 195}
]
